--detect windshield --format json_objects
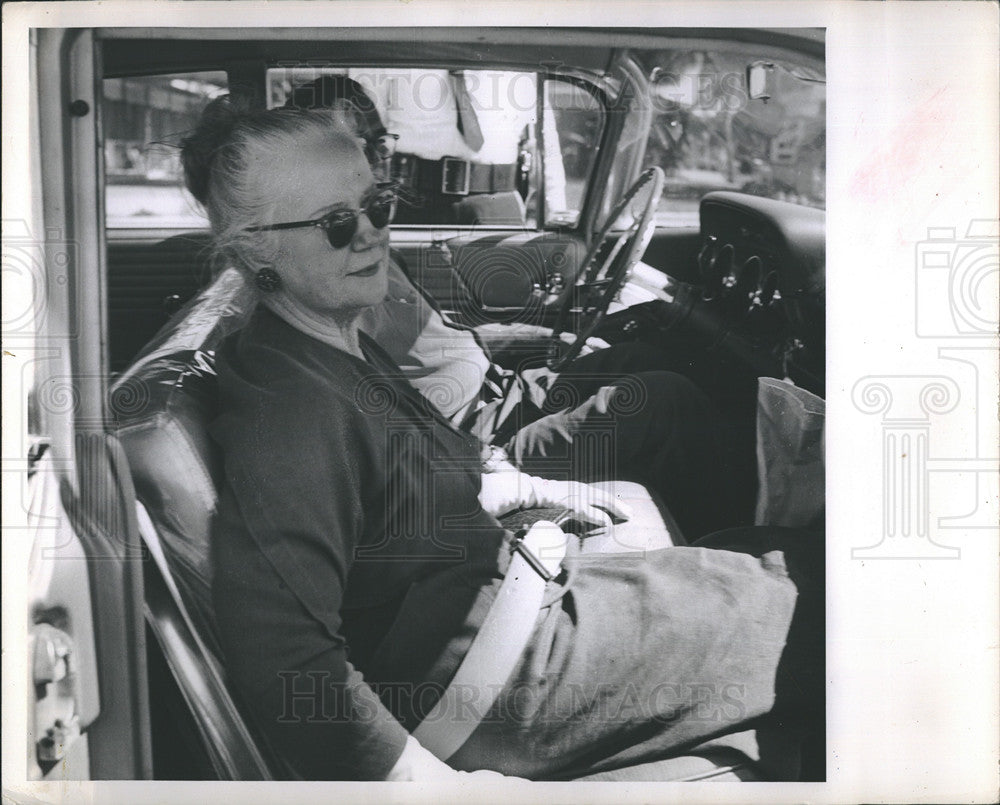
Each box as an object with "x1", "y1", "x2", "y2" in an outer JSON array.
[{"x1": 639, "y1": 49, "x2": 825, "y2": 226}]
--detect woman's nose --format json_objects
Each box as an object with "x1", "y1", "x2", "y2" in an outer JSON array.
[{"x1": 351, "y1": 211, "x2": 386, "y2": 251}]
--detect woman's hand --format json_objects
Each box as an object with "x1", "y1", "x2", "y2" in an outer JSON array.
[
  {"x1": 478, "y1": 469, "x2": 535, "y2": 518},
  {"x1": 526, "y1": 476, "x2": 633, "y2": 530},
  {"x1": 479, "y1": 470, "x2": 632, "y2": 529},
  {"x1": 385, "y1": 735, "x2": 529, "y2": 782}
]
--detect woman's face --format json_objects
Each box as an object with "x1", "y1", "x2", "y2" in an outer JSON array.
[{"x1": 257, "y1": 133, "x2": 390, "y2": 318}]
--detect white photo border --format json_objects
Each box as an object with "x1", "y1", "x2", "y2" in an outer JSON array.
[{"x1": 2, "y1": 2, "x2": 997, "y2": 803}]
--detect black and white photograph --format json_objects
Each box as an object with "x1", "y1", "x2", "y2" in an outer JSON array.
[{"x1": 2, "y1": 2, "x2": 996, "y2": 804}]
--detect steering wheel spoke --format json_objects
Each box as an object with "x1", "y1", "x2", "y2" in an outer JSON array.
[{"x1": 547, "y1": 167, "x2": 664, "y2": 370}]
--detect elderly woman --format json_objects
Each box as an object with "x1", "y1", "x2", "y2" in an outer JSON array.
[{"x1": 183, "y1": 98, "x2": 822, "y2": 782}]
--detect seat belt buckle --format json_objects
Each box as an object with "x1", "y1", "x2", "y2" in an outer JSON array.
[
  {"x1": 510, "y1": 521, "x2": 569, "y2": 582},
  {"x1": 441, "y1": 157, "x2": 471, "y2": 196}
]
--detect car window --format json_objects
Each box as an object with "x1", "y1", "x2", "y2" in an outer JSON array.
[
  {"x1": 103, "y1": 71, "x2": 227, "y2": 228},
  {"x1": 267, "y1": 67, "x2": 603, "y2": 229},
  {"x1": 641, "y1": 50, "x2": 825, "y2": 226},
  {"x1": 101, "y1": 67, "x2": 608, "y2": 232}
]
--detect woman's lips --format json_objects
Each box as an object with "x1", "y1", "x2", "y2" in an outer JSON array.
[{"x1": 347, "y1": 261, "x2": 382, "y2": 278}]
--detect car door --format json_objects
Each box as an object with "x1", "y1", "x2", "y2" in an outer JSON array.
[{"x1": 18, "y1": 28, "x2": 152, "y2": 781}]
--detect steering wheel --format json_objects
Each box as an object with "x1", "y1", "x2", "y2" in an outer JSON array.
[{"x1": 547, "y1": 166, "x2": 664, "y2": 371}]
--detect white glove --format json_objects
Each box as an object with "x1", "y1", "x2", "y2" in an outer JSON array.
[
  {"x1": 479, "y1": 471, "x2": 632, "y2": 529},
  {"x1": 384, "y1": 734, "x2": 529, "y2": 782},
  {"x1": 478, "y1": 469, "x2": 535, "y2": 518},
  {"x1": 526, "y1": 476, "x2": 633, "y2": 529}
]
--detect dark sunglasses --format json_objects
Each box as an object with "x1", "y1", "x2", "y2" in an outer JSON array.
[{"x1": 247, "y1": 185, "x2": 397, "y2": 249}]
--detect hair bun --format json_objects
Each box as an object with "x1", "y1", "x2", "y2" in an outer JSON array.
[{"x1": 181, "y1": 95, "x2": 244, "y2": 204}]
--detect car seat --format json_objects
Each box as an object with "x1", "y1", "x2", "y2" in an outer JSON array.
[
  {"x1": 111, "y1": 262, "x2": 765, "y2": 782},
  {"x1": 107, "y1": 231, "x2": 215, "y2": 373}
]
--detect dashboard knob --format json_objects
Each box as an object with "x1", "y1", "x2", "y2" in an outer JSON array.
[
  {"x1": 759, "y1": 270, "x2": 780, "y2": 306},
  {"x1": 719, "y1": 244, "x2": 738, "y2": 289},
  {"x1": 737, "y1": 255, "x2": 762, "y2": 303},
  {"x1": 704, "y1": 243, "x2": 734, "y2": 301}
]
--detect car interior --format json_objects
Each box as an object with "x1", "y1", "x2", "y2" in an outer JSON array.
[{"x1": 32, "y1": 26, "x2": 826, "y2": 782}]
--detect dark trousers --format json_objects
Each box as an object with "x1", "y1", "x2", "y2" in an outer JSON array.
[{"x1": 495, "y1": 344, "x2": 751, "y2": 539}]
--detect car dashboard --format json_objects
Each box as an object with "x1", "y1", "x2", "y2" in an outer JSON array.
[{"x1": 600, "y1": 191, "x2": 825, "y2": 396}]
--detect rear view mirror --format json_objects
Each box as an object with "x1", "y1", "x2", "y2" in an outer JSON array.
[{"x1": 746, "y1": 61, "x2": 775, "y2": 102}]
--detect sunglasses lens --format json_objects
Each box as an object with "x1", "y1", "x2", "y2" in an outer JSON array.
[
  {"x1": 368, "y1": 193, "x2": 397, "y2": 229},
  {"x1": 323, "y1": 210, "x2": 357, "y2": 249},
  {"x1": 320, "y1": 192, "x2": 396, "y2": 249}
]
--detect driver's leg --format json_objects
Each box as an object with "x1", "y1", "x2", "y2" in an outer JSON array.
[
  {"x1": 537, "y1": 343, "x2": 758, "y2": 526},
  {"x1": 539, "y1": 342, "x2": 668, "y2": 413},
  {"x1": 486, "y1": 342, "x2": 699, "y2": 447},
  {"x1": 504, "y1": 370, "x2": 745, "y2": 539}
]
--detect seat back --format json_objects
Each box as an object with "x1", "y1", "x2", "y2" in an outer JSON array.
[
  {"x1": 110, "y1": 266, "x2": 291, "y2": 779},
  {"x1": 108, "y1": 231, "x2": 215, "y2": 373},
  {"x1": 111, "y1": 266, "x2": 253, "y2": 651}
]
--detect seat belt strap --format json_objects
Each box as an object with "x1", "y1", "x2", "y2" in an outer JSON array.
[{"x1": 412, "y1": 522, "x2": 568, "y2": 761}]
